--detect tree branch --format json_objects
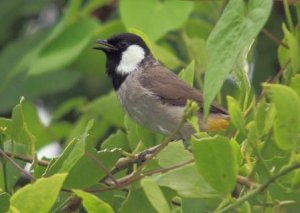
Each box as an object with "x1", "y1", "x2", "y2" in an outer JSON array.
[
  {"x1": 262, "y1": 28, "x2": 289, "y2": 49},
  {"x1": 85, "y1": 151, "x2": 120, "y2": 187},
  {"x1": 0, "y1": 148, "x2": 36, "y2": 180},
  {"x1": 1, "y1": 150, "x2": 49, "y2": 167}
]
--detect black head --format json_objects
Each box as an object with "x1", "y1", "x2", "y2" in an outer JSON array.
[
  {"x1": 94, "y1": 33, "x2": 152, "y2": 90},
  {"x1": 94, "y1": 33, "x2": 150, "y2": 54}
]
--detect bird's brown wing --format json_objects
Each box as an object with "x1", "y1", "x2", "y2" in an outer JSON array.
[{"x1": 138, "y1": 65, "x2": 228, "y2": 114}]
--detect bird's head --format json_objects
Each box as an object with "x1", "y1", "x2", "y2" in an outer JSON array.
[{"x1": 94, "y1": 33, "x2": 151, "y2": 77}]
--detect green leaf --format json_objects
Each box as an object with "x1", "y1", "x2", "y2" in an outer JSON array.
[
  {"x1": 255, "y1": 100, "x2": 275, "y2": 137},
  {"x1": 264, "y1": 84, "x2": 300, "y2": 150},
  {"x1": 246, "y1": 121, "x2": 259, "y2": 147},
  {"x1": 0, "y1": 0, "x2": 32, "y2": 43},
  {"x1": 182, "y1": 197, "x2": 220, "y2": 213},
  {"x1": 290, "y1": 74, "x2": 300, "y2": 98},
  {"x1": 0, "y1": 118, "x2": 12, "y2": 139},
  {"x1": 184, "y1": 19, "x2": 213, "y2": 40},
  {"x1": 182, "y1": 34, "x2": 208, "y2": 75},
  {"x1": 10, "y1": 174, "x2": 67, "y2": 213},
  {"x1": 101, "y1": 130, "x2": 128, "y2": 150},
  {"x1": 240, "y1": 201, "x2": 252, "y2": 213},
  {"x1": 231, "y1": 41, "x2": 252, "y2": 94},
  {"x1": 155, "y1": 164, "x2": 218, "y2": 198},
  {"x1": 136, "y1": 124, "x2": 161, "y2": 148},
  {"x1": 81, "y1": 0, "x2": 111, "y2": 16},
  {"x1": 52, "y1": 97, "x2": 87, "y2": 120},
  {"x1": 10, "y1": 98, "x2": 59, "y2": 149},
  {"x1": 65, "y1": 115, "x2": 106, "y2": 144},
  {"x1": 84, "y1": 91, "x2": 124, "y2": 127},
  {"x1": 227, "y1": 96, "x2": 246, "y2": 134},
  {"x1": 11, "y1": 98, "x2": 36, "y2": 146},
  {"x1": 179, "y1": 60, "x2": 195, "y2": 86},
  {"x1": 191, "y1": 135, "x2": 237, "y2": 194},
  {"x1": 255, "y1": 100, "x2": 267, "y2": 136},
  {"x1": 25, "y1": 71, "x2": 81, "y2": 98},
  {"x1": 120, "y1": 186, "x2": 157, "y2": 213},
  {"x1": 46, "y1": 120, "x2": 121, "y2": 189},
  {"x1": 230, "y1": 138, "x2": 243, "y2": 166},
  {"x1": 128, "y1": 28, "x2": 154, "y2": 57},
  {"x1": 278, "y1": 24, "x2": 300, "y2": 74},
  {"x1": 124, "y1": 115, "x2": 140, "y2": 150},
  {"x1": 46, "y1": 120, "x2": 94, "y2": 175},
  {"x1": 29, "y1": 18, "x2": 98, "y2": 74},
  {"x1": 73, "y1": 189, "x2": 114, "y2": 213},
  {"x1": 157, "y1": 142, "x2": 193, "y2": 167},
  {"x1": 64, "y1": 149, "x2": 121, "y2": 189},
  {"x1": 204, "y1": 0, "x2": 272, "y2": 116},
  {"x1": 60, "y1": 120, "x2": 94, "y2": 172},
  {"x1": 0, "y1": 192, "x2": 10, "y2": 213},
  {"x1": 141, "y1": 178, "x2": 170, "y2": 213},
  {"x1": 152, "y1": 44, "x2": 183, "y2": 70},
  {"x1": 120, "y1": 0, "x2": 194, "y2": 41},
  {"x1": 129, "y1": 27, "x2": 183, "y2": 69},
  {"x1": 0, "y1": 9, "x2": 47, "y2": 93}
]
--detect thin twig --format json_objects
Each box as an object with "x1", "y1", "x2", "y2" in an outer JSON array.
[
  {"x1": 87, "y1": 158, "x2": 195, "y2": 192},
  {"x1": 91, "y1": 157, "x2": 258, "y2": 193},
  {"x1": 85, "y1": 151, "x2": 120, "y2": 187},
  {"x1": 1, "y1": 151, "x2": 49, "y2": 167},
  {"x1": 0, "y1": 148, "x2": 36, "y2": 180},
  {"x1": 101, "y1": 144, "x2": 161, "y2": 183},
  {"x1": 216, "y1": 162, "x2": 300, "y2": 213},
  {"x1": 262, "y1": 28, "x2": 289, "y2": 49},
  {"x1": 256, "y1": 59, "x2": 291, "y2": 103},
  {"x1": 236, "y1": 175, "x2": 259, "y2": 188}
]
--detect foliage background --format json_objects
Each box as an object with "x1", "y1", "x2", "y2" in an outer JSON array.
[{"x1": 0, "y1": 0, "x2": 300, "y2": 212}]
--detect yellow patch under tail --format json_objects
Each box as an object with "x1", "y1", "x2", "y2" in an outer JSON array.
[{"x1": 206, "y1": 117, "x2": 229, "y2": 132}]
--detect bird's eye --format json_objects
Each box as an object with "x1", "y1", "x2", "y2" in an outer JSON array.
[{"x1": 118, "y1": 41, "x2": 129, "y2": 49}]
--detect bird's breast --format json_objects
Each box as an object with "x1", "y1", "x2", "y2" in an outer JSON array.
[{"x1": 117, "y1": 73, "x2": 185, "y2": 135}]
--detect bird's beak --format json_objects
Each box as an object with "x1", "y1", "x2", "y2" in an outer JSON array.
[{"x1": 93, "y1": 40, "x2": 117, "y2": 51}]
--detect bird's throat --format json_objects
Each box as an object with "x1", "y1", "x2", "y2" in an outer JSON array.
[{"x1": 111, "y1": 74, "x2": 128, "y2": 90}]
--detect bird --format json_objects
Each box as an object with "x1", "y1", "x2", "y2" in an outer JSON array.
[{"x1": 94, "y1": 33, "x2": 229, "y2": 140}]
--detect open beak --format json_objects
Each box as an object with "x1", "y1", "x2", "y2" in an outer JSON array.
[{"x1": 93, "y1": 40, "x2": 117, "y2": 51}]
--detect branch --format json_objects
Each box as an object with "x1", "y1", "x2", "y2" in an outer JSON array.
[
  {"x1": 0, "y1": 148, "x2": 36, "y2": 180},
  {"x1": 262, "y1": 28, "x2": 289, "y2": 49},
  {"x1": 236, "y1": 175, "x2": 259, "y2": 188},
  {"x1": 217, "y1": 162, "x2": 300, "y2": 213},
  {"x1": 93, "y1": 157, "x2": 258, "y2": 193},
  {"x1": 87, "y1": 158, "x2": 195, "y2": 193},
  {"x1": 101, "y1": 144, "x2": 161, "y2": 183},
  {"x1": 85, "y1": 151, "x2": 120, "y2": 187},
  {"x1": 1, "y1": 150, "x2": 49, "y2": 167}
]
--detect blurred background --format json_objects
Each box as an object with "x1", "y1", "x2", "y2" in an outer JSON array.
[{"x1": 0, "y1": 0, "x2": 287, "y2": 152}]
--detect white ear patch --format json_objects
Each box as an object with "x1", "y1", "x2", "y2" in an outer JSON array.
[{"x1": 117, "y1": 45, "x2": 145, "y2": 75}]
